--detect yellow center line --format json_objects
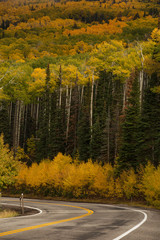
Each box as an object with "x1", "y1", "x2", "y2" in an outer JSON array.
[{"x1": 0, "y1": 199, "x2": 94, "y2": 237}]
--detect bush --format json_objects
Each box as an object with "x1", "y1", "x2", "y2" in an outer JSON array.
[{"x1": 0, "y1": 134, "x2": 21, "y2": 190}]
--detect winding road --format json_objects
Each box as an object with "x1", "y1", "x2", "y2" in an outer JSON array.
[{"x1": 0, "y1": 197, "x2": 160, "y2": 239}]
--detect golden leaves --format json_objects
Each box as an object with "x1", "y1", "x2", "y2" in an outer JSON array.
[{"x1": 63, "y1": 19, "x2": 127, "y2": 36}]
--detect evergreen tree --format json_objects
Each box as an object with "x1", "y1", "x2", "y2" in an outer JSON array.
[
  {"x1": 49, "y1": 92, "x2": 66, "y2": 158},
  {"x1": 77, "y1": 108, "x2": 90, "y2": 161},
  {"x1": 118, "y1": 70, "x2": 142, "y2": 171},
  {"x1": 94, "y1": 71, "x2": 113, "y2": 163},
  {"x1": 36, "y1": 64, "x2": 51, "y2": 161},
  {"x1": 90, "y1": 117, "x2": 102, "y2": 161},
  {"x1": 66, "y1": 83, "x2": 79, "y2": 156},
  {"x1": 141, "y1": 72, "x2": 160, "y2": 167},
  {"x1": 77, "y1": 83, "x2": 91, "y2": 161},
  {"x1": 0, "y1": 101, "x2": 11, "y2": 145}
]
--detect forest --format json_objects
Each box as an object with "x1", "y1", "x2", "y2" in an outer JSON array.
[{"x1": 0, "y1": 0, "x2": 160, "y2": 206}]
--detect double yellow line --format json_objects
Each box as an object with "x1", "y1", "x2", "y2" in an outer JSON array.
[{"x1": 0, "y1": 200, "x2": 94, "y2": 237}]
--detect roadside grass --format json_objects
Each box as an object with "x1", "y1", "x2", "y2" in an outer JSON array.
[
  {"x1": 2, "y1": 193, "x2": 160, "y2": 210},
  {"x1": 0, "y1": 209, "x2": 19, "y2": 218}
]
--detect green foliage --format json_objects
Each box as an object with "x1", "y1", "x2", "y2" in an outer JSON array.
[
  {"x1": 90, "y1": 118, "x2": 102, "y2": 161},
  {"x1": 0, "y1": 134, "x2": 21, "y2": 190},
  {"x1": 1, "y1": 0, "x2": 160, "y2": 194},
  {"x1": 36, "y1": 85, "x2": 51, "y2": 160},
  {"x1": 141, "y1": 72, "x2": 160, "y2": 166},
  {"x1": 0, "y1": 101, "x2": 11, "y2": 145},
  {"x1": 118, "y1": 70, "x2": 143, "y2": 171}
]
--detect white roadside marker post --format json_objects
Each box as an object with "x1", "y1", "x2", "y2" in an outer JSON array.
[{"x1": 20, "y1": 193, "x2": 24, "y2": 215}]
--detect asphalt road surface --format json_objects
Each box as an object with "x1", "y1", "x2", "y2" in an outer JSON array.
[{"x1": 0, "y1": 198, "x2": 160, "y2": 240}]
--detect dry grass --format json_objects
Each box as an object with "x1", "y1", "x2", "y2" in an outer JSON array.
[{"x1": 0, "y1": 209, "x2": 19, "y2": 218}]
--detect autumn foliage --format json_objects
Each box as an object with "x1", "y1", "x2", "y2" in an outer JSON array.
[{"x1": 15, "y1": 153, "x2": 160, "y2": 207}]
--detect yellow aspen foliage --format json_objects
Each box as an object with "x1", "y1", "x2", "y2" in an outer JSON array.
[
  {"x1": 53, "y1": 152, "x2": 72, "y2": 168},
  {"x1": 15, "y1": 164, "x2": 28, "y2": 187},
  {"x1": 151, "y1": 28, "x2": 160, "y2": 42},
  {"x1": 47, "y1": 153, "x2": 73, "y2": 190},
  {"x1": 62, "y1": 163, "x2": 83, "y2": 197},
  {"x1": 0, "y1": 134, "x2": 21, "y2": 190},
  {"x1": 15, "y1": 147, "x2": 29, "y2": 162},
  {"x1": 25, "y1": 162, "x2": 39, "y2": 187},
  {"x1": 63, "y1": 19, "x2": 127, "y2": 36},
  {"x1": 114, "y1": 178, "x2": 123, "y2": 199},
  {"x1": 15, "y1": 153, "x2": 160, "y2": 204},
  {"x1": 58, "y1": 65, "x2": 85, "y2": 86},
  {"x1": 0, "y1": 89, "x2": 10, "y2": 101},
  {"x1": 35, "y1": 160, "x2": 51, "y2": 187},
  {"x1": 119, "y1": 169, "x2": 138, "y2": 200},
  {"x1": 62, "y1": 160, "x2": 96, "y2": 197},
  {"x1": 142, "y1": 162, "x2": 160, "y2": 207},
  {"x1": 29, "y1": 68, "x2": 46, "y2": 94},
  {"x1": 93, "y1": 163, "x2": 115, "y2": 198},
  {"x1": 74, "y1": 41, "x2": 92, "y2": 54}
]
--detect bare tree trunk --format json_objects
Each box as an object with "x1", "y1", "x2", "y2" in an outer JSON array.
[
  {"x1": 13, "y1": 100, "x2": 19, "y2": 152},
  {"x1": 59, "y1": 87, "x2": 62, "y2": 108},
  {"x1": 123, "y1": 83, "x2": 127, "y2": 112},
  {"x1": 107, "y1": 106, "x2": 110, "y2": 162},
  {"x1": 17, "y1": 101, "x2": 22, "y2": 150},
  {"x1": 66, "y1": 86, "x2": 72, "y2": 141},
  {"x1": 114, "y1": 105, "x2": 119, "y2": 159},
  {"x1": 80, "y1": 85, "x2": 84, "y2": 104},
  {"x1": 139, "y1": 70, "x2": 144, "y2": 111},
  {"x1": 23, "y1": 105, "x2": 28, "y2": 148},
  {"x1": 139, "y1": 45, "x2": 144, "y2": 111},
  {"x1": 13, "y1": 100, "x2": 22, "y2": 153},
  {"x1": 49, "y1": 93, "x2": 51, "y2": 134},
  {"x1": 36, "y1": 97, "x2": 39, "y2": 133},
  {"x1": 90, "y1": 72, "x2": 94, "y2": 135},
  {"x1": 58, "y1": 65, "x2": 62, "y2": 108},
  {"x1": 9, "y1": 102, "x2": 12, "y2": 125}
]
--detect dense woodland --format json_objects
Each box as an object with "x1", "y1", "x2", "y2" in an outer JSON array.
[{"x1": 0, "y1": 0, "x2": 160, "y2": 204}]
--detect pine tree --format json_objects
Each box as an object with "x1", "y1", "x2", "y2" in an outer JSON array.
[
  {"x1": 77, "y1": 108, "x2": 90, "y2": 161},
  {"x1": 49, "y1": 91, "x2": 66, "y2": 158},
  {"x1": 0, "y1": 101, "x2": 11, "y2": 145},
  {"x1": 77, "y1": 83, "x2": 91, "y2": 161},
  {"x1": 141, "y1": 72, "x2": 160, "y2": 167},
  {"x1": 93, "y1": 71, "x2": 113, "y2": 163},
  {"x1": 118, "y1": 70, "x2": 142, "y2": 171},
  {"x1": 66, "y1": 79, "x2": 80, "y2": 157},
  {"x1": 36, "y1": 64, "x2": 51, "y2": 161},
  {"x1": 90, "y1": 117, "x2": 102, "y2": 161}
]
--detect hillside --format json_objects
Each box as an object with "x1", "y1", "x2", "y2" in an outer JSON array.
[{"x1": 0, "y1": 0, "x2": 160, "y2": 205}]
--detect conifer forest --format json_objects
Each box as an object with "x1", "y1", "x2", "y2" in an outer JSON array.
[{"x1": 0, "y1": 0, "x2": 160, "y2": 207}]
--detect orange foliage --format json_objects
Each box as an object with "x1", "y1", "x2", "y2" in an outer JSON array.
[{"x1": 63, "y1": 19, "x2": 127, "y2": 36}]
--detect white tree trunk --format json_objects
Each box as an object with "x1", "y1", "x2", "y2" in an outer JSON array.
[
  {"x1": 66, "y1": 86, "x2": 72, "y2": 140},
  {"x1": 107, "y1": 106, "x2": 110, "y2": 162},
  {"x1": 17, "y1": 101, "x2": 22, "y2": 150},
  {"x1": 9, "y1": 102, "x2": 12, "y2": 125},
  {"x1": 139, "y1": 69, "x2": 144, "y2": 111},
  {"x1": 59, "y1": 87, "x2": 62, "y2": 108},
  {"x1": 139, "y1": 45, "x2": 144, "y2": 111},
  {"x1": 23, "y1": 105, "x2": 28, "y2": 148},
  {"x1": 81, "y1": 85, "x2": 84, "y2": 104},
  {"x1": 13, "y1": 100, "x2": 22, "y2": 152},
  {"x1": 123, "y1": 82, "x2": 127, "y2": 112},
  {"x1": 90, "y1": 72, "x2": 94, "y2": 134},
  {"x1": 36, "y1": 97, "x2": 39, "y2": 133}
]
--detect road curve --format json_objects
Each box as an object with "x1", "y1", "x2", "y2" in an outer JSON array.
[{"x1": 0, "y1": 198, "x2": 160, "y2": 240}]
